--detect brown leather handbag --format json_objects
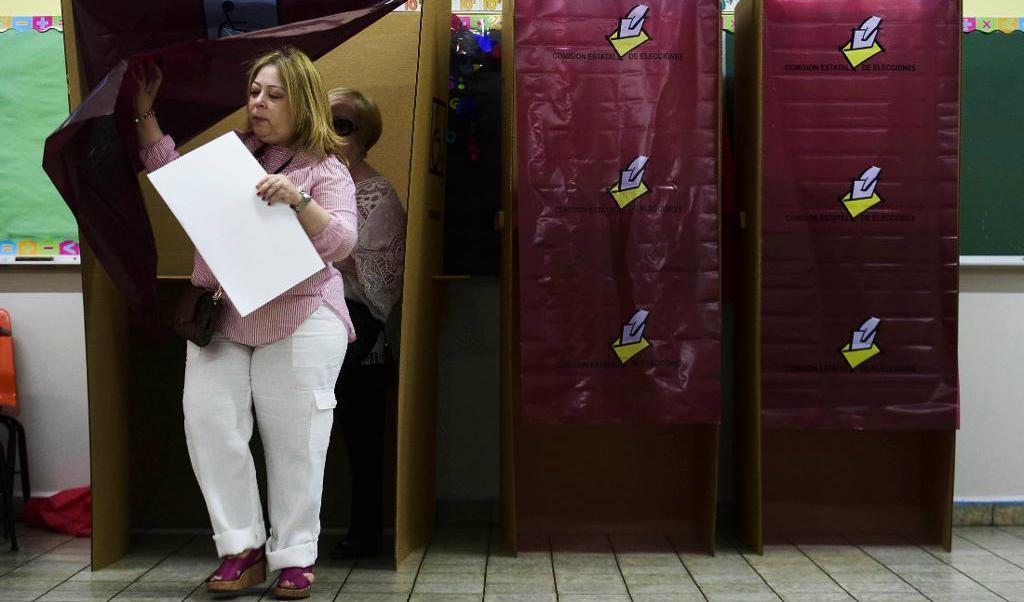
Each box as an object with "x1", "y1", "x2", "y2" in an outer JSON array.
[{"x1": 173, "y1": 286, "x2": 223, "y2": 346}]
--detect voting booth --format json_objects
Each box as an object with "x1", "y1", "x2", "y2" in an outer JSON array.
[
  {"x1": 499, "y1": 0, "x2": 723, "y2": 553},
  {"x1": 60, "y1": 0, "x2": 450, "y2": 568},
  {"x1": 734, "y1": 0, "x2": 960, "y2": 551}
]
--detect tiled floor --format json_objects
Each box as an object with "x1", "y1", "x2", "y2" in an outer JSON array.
[{"x1": 5, "y1": 525, "x2": 1024, "y2": 601}]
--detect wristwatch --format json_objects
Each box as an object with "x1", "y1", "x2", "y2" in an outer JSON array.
[{"x1": 292, "y1": 191, "x2": 314, "y2": 214}]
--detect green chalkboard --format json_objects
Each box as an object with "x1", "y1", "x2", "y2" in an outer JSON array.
[{"x1": 960, "y1": 33, "x2": 1024, "y2": 257}]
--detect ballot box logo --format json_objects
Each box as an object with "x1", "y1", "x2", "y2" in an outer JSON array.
[
  {"x1": 609, "y1": 156, "x2": 650, "y2": 209},
  {"x1": 840, "y1": 317, "x2": 882, "y2": 370},
  {"x1": 612, "y1": 309, "x2": 651, "y2": 364},
  {"x1": 840, "y1": 16, "x2": 885, "y2": 69},
  {"x1": 608, "y1": 5, "x2": 651, "y2": 58},
  {"x1": 840, "y1": 166, "x2": 884, "y2": 219}
]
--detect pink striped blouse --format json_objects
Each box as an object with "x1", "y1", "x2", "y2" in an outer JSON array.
[{"x1": 141, "y1": 131, "x2": 358, "y2": 345}]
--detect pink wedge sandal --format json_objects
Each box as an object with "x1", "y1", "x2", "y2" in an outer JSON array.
[
  {"x1": 271, "y1": 565, "x2": 315, "y2": 599},
  {"x1": 206, "y1": 548, "x2": 267, "y2": 592}
]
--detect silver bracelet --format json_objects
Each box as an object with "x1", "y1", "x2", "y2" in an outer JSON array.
[{"x1": 133, "y1": 108, "x2": 155, "y2": 124}]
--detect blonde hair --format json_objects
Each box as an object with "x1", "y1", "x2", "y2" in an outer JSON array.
[
  {"x1": 328, "y1": 87, "x2": 383, "y2": 156},
  {"x1": 247, "y1": 47, "x2": 342, "y2": 160}
]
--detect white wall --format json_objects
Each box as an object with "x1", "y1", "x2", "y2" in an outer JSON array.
[
  {"x1": 0, "y1": 269, "x2": 89, "y2": 497},
  {"x1": 954, "y1": 267, "x2": 1024, "y2": 501}
]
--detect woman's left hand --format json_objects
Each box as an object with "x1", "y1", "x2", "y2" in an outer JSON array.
[{"x1": 256, "y1": 173, "x2": 301, "y2": 207}]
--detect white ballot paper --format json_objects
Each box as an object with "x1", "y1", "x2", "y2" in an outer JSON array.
[{"x1": 147, "y1": 132, "x2": 324, "y2": 317}]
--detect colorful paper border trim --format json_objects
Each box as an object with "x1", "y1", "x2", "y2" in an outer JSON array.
[
  {"x1": 0, "y1": 16, "x2": 63, "y2": 33},
  {"x1": 721, "y1": 13, "x2": 1023, "y2": 34},
  {"x1": 964, "y1": 17, "x2": 1024, "y2": 33},
  {"x1": 395, "y1": 1, "x2": 504, "y2": 12},
  {"x1": 0, "y1": 239, "x2": 80, "y2": 264},
  {"x1": 452, "y1": 0, "x2": 501, "y2": 12}
]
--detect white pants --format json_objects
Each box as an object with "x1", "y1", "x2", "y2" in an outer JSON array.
[{"x1": 182, "y1": 305, "x2": 347, "y2": 571}]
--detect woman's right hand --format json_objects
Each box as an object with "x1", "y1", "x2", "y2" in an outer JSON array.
[{"x1": 129, "y1": 60, "x2": 163, "y2": 115}]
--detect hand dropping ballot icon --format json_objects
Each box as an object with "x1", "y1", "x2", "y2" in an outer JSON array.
[
  {"x1": 608, "y1": 5, "x2": 650, "y2": 58},
  {"x1": 611, "y1": 309, "x2": 651, "y2": 365},
  {"x1": 840, "y1": 317, "x2": 882, "y2": 369},
  {"x1": 840, "y1": 166, "x2": 883, "y2": 218},
  {"x1": 609, "y1": 156, "x2": 649, "y2": 209},
  {"x1": 841, "y1": 16, "x2": 884, "y2": 69}
]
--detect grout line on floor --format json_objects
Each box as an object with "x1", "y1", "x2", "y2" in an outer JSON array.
[
  {"x1": 666, "y1": 533, "x2": 709, "y2": 602},
  {"x1": 853, "y1": 540, "x2": 934, "y2": 602},
  {"x1": 792, "y1": 541, "x2": 859, "y2": 601}
]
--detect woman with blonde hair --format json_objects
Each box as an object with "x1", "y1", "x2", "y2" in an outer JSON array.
[
  {"x1": 327, "y1": 87, "x2": 406, "y2": 559},
  {"x1": 131, "y1": 47, "x2": 356, "y2": 599}
]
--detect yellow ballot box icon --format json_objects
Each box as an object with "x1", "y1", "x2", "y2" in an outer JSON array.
[
  {"x1": 612, "y1": 308, "x2": 651, "y2": 365},
  {"x1": 610, "y1": 155, "x2": 650, "y2": 209},
  {"x1": 609, "y1": 30, "x2": 650, "y2": 58},
  {"x1": 841, "y1": 316, "x2": 882, "y2": 370},
  {"x1": 610, "y1": 181, "x2": 649, "y2": 209},
  {"x1": 841, "y1": 342, "x2": 881, "y2": 369},
  {"x1": 841, "y1": 191, "x2": 883, "y2": 218},
  {"x1": 840, "y1": 165, "x2": 883, "y2": 219},
  {"x1": 612, "y1": 337, "x2": 651, "y2": 364},
  {"x1": 608, "y1": 4, "x2": 651, "y2": 58},
  {"x1": 841, "y1": 41, "x2": 884, "y2": 69},
  {"x1": 840, "y1": 16, "x2": 884, "y2": 69}
]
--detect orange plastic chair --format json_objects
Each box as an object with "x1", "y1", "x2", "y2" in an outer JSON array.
[
  {"x1": 0, "y1": 308, "x2": 29, "y2": 550},
  {"x1": 0, "y1": 308, "x2": 13, "y2": 413}
]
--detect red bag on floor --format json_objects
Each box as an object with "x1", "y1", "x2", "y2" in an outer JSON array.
[{"x1": 21, "y1": 486, "x2": 91, "y2": 537}]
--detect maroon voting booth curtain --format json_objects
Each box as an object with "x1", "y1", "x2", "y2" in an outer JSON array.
[
  {"x1": 758, "y1": 0, "x2": 960, "y2": 430},
  {"x1": 515, "y1": 1, "x2": 721, "y2": 425},
  {"x1": 42, "y1": 0, "x2": 406, "y2": 325}
]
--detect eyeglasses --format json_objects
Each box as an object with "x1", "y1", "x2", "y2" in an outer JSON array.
[{"x1": 333, "y1": 117, "x2": 357, "y2": 137}]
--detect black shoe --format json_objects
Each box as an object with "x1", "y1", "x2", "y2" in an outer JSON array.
[{"x1": 329, "y1": 537, "x2": 383, "y2": 560}]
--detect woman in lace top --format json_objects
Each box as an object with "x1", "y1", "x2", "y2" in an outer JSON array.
[{"x1": 327, "y1": 87, "x2": 407, "y2": 559}]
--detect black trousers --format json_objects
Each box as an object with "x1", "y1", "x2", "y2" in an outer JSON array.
[{"x1": 334, "y1": 299, "x2": 386, "y2": 545}]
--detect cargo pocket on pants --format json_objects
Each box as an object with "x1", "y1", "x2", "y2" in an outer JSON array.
[{"x1": 309, "y1": 390, "x2": 337, "y2": 454}]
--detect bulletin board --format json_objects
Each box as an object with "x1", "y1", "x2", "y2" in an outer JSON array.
[
  {"x1": 959, "y1": 0, "x2": 1024, "y2": 264},
  {"x1": 0, "y1": 0, "x2": 78, "y2": 264}
]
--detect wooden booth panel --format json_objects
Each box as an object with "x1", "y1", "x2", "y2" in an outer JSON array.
[
  {"x1": 393, "y1": 0, "x2": 449, "y2": 565},
  {"x1": 82, "y1": 248, "x2": 133, "y2": 569},
  {"x1": 317, "y1": 18, "x2": 421, "y2": 208},
  {"x1": 499, "y1": 0, "x2": 518, "y2": 555},
  {"x1": 61, "y1": 0, "x2": 132, "y2": 569}
]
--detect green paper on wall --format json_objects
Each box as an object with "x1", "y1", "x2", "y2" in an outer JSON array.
[{"x1": 0, "y1": 29, "x2": 78, "y2": 262}]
